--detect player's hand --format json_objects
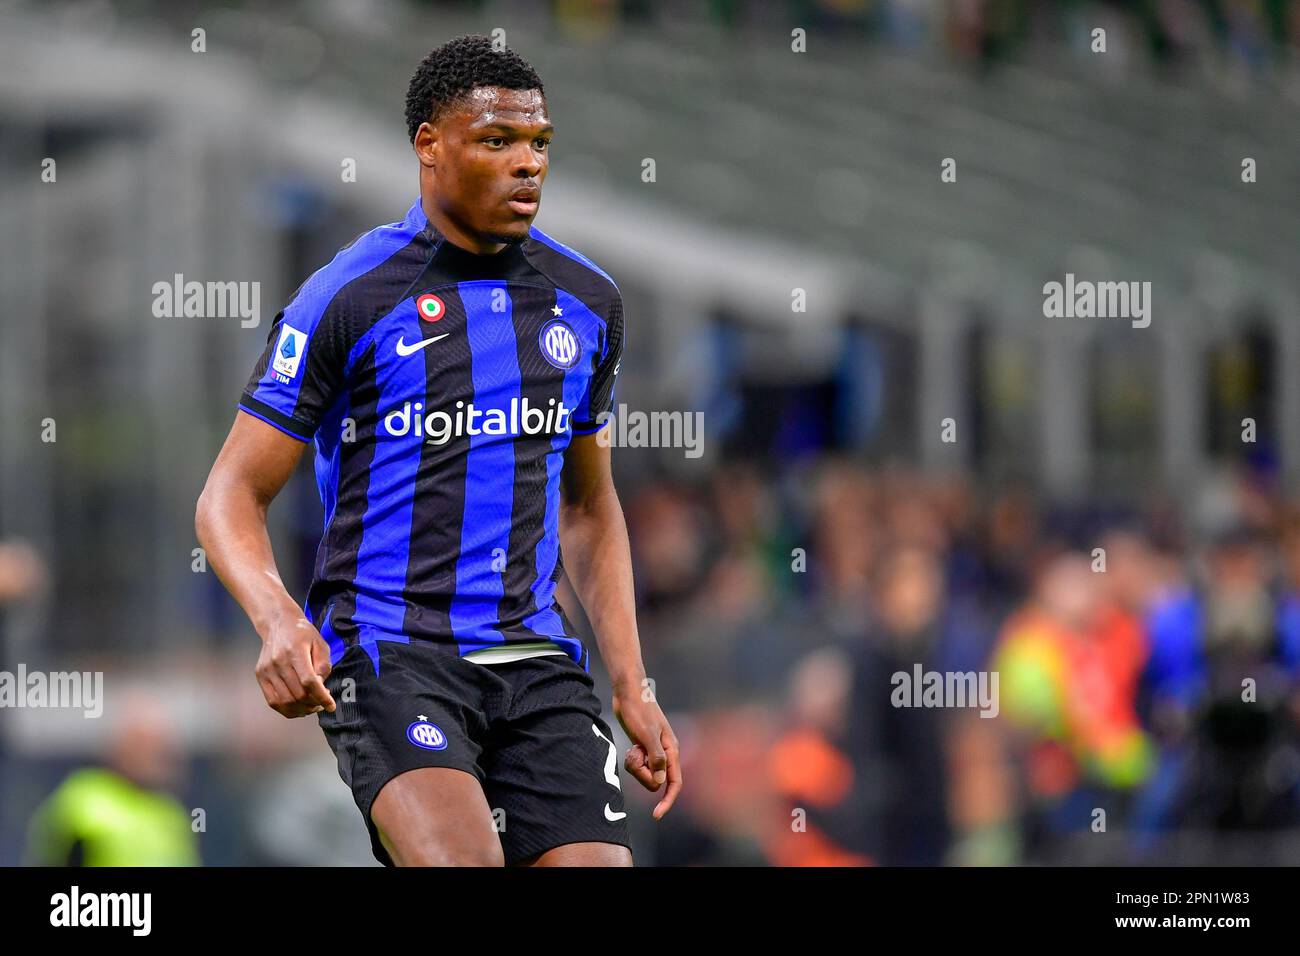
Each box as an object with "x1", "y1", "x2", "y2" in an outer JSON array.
[
  {"x1": 255, "y1": 614, "x2": 336, "y2": 718},
  {"x1": 612, "y1": 692, "x2": 681, "y2": 820}
]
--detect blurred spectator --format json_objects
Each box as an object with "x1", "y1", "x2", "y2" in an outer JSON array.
[
  {"x1": 1135, "y1": 518, "x2": 1300, "y2": 844},
  {"x1": 765, "y1": 648, "x2": 872, "y2": 865},
  {"x1": 845, "y1": 544, "x2": 954, "y2": 864},
  {"x1": 0, "y1": 539, "x2": 46, "y2": 606},
  {"x1": 992, "y1": 549, "x2": 1155, "y2": 856},
  {"x1": 23, "y1": 693, "x2": 199, "y2": 866}
]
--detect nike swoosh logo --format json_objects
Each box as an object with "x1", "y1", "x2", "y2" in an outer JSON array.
[
  {"x1": 395, "y1": 333, "x2": 449, "y2": 357},
  {"x1": 604, "y1": 803, "x2": 627, "y2": 822}
]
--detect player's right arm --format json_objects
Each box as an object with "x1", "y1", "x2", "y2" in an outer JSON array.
[{"x1": 195, "y1": 412, "x2": 336, "y2": 718}]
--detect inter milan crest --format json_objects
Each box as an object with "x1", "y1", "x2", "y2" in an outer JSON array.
[
  {"x1": 539, "y1": 319, "x2": 580, "y2": 370},
  {"x1": 406, "y1": 717, "x2": 448, "y2": 751}
]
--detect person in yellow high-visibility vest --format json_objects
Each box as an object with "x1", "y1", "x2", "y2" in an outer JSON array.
[{"x1": 24, "y1": 693, "x2": 200, "y2": 866}]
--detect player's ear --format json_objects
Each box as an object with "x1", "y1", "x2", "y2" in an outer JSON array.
[{"x1": 413, "y1": 121, "x2": 438, "y2": 168}]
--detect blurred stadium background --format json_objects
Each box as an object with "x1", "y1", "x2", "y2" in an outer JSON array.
[{"x1": 3, "y1": 0, "x2": 1300, "y2": 865}]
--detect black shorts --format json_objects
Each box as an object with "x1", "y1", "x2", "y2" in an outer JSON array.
[{"x1": 317, "y1": 637, "x2": 632, "y2": 866}]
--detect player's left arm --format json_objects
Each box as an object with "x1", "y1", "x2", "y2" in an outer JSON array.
[
  {"x1": 559, "y1": 428, "x2": 681, "y2": 820},
  {"x1": 560, "y1": 287, "x2": 681, "y2": 818}
]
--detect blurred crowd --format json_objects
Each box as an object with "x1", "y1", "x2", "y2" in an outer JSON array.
[
  {"x1": 10, "y1": 453, "x2": 1300, "y2": 866},
  {"x1": 507, "y1": 0, "x2": 1300, "y2": 80},
  {"x1": 619, "y1": 456, "x2": 1300, "y2": 865},
  {"x1": 117, "y1": 0, "x2": 1300, "y2": 83},
  {"x1": 809, "y1": 0, "x2": 1300, "y2": 77}
]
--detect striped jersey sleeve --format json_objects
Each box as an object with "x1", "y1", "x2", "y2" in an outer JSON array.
[
  {"x1": 237, "y1": 220, "x2": 417, "y2": 441},
  {"x1": 238, "y1": 288, "x2": 348, "y2": 441},
  {"x1": 571, "y1": 291, "x2": 624, "y2": 434}
]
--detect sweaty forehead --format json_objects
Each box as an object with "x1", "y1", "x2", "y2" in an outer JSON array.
[{"x1": 452, "y1": 86, "x2": 548, "y2": 126}]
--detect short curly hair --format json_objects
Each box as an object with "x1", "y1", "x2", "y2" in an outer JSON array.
[{"x1": 404, "y1": 35, "x2": 544, "y2": 143}]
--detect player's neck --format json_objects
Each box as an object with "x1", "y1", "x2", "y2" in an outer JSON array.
[{"x1": 421, "y1": 195, "x2": 508, "y2": 256}]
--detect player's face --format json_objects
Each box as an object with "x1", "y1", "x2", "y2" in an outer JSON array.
[{"x1": 424, "y1": 86, "x2": 551, "y2": 248}]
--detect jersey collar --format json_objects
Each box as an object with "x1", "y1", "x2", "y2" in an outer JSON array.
[{"x1": 405, "y1": 197, "x2": 532, "y2": 280}]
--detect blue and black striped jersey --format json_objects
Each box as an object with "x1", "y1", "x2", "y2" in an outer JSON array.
[{"x1": 239, "y1": 199, "x2": 623, "y2": 674}]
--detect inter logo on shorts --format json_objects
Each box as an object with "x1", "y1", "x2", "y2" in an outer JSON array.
[
  {"x1": 406, "y1": 719, "x2": 448, "y2": 751},
  {"x1": 539, "y1": 319, "x2": 580, "y2": 370},
  {"x1": 415, "y1": 293, "x2": 446, "y2": 322}
]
